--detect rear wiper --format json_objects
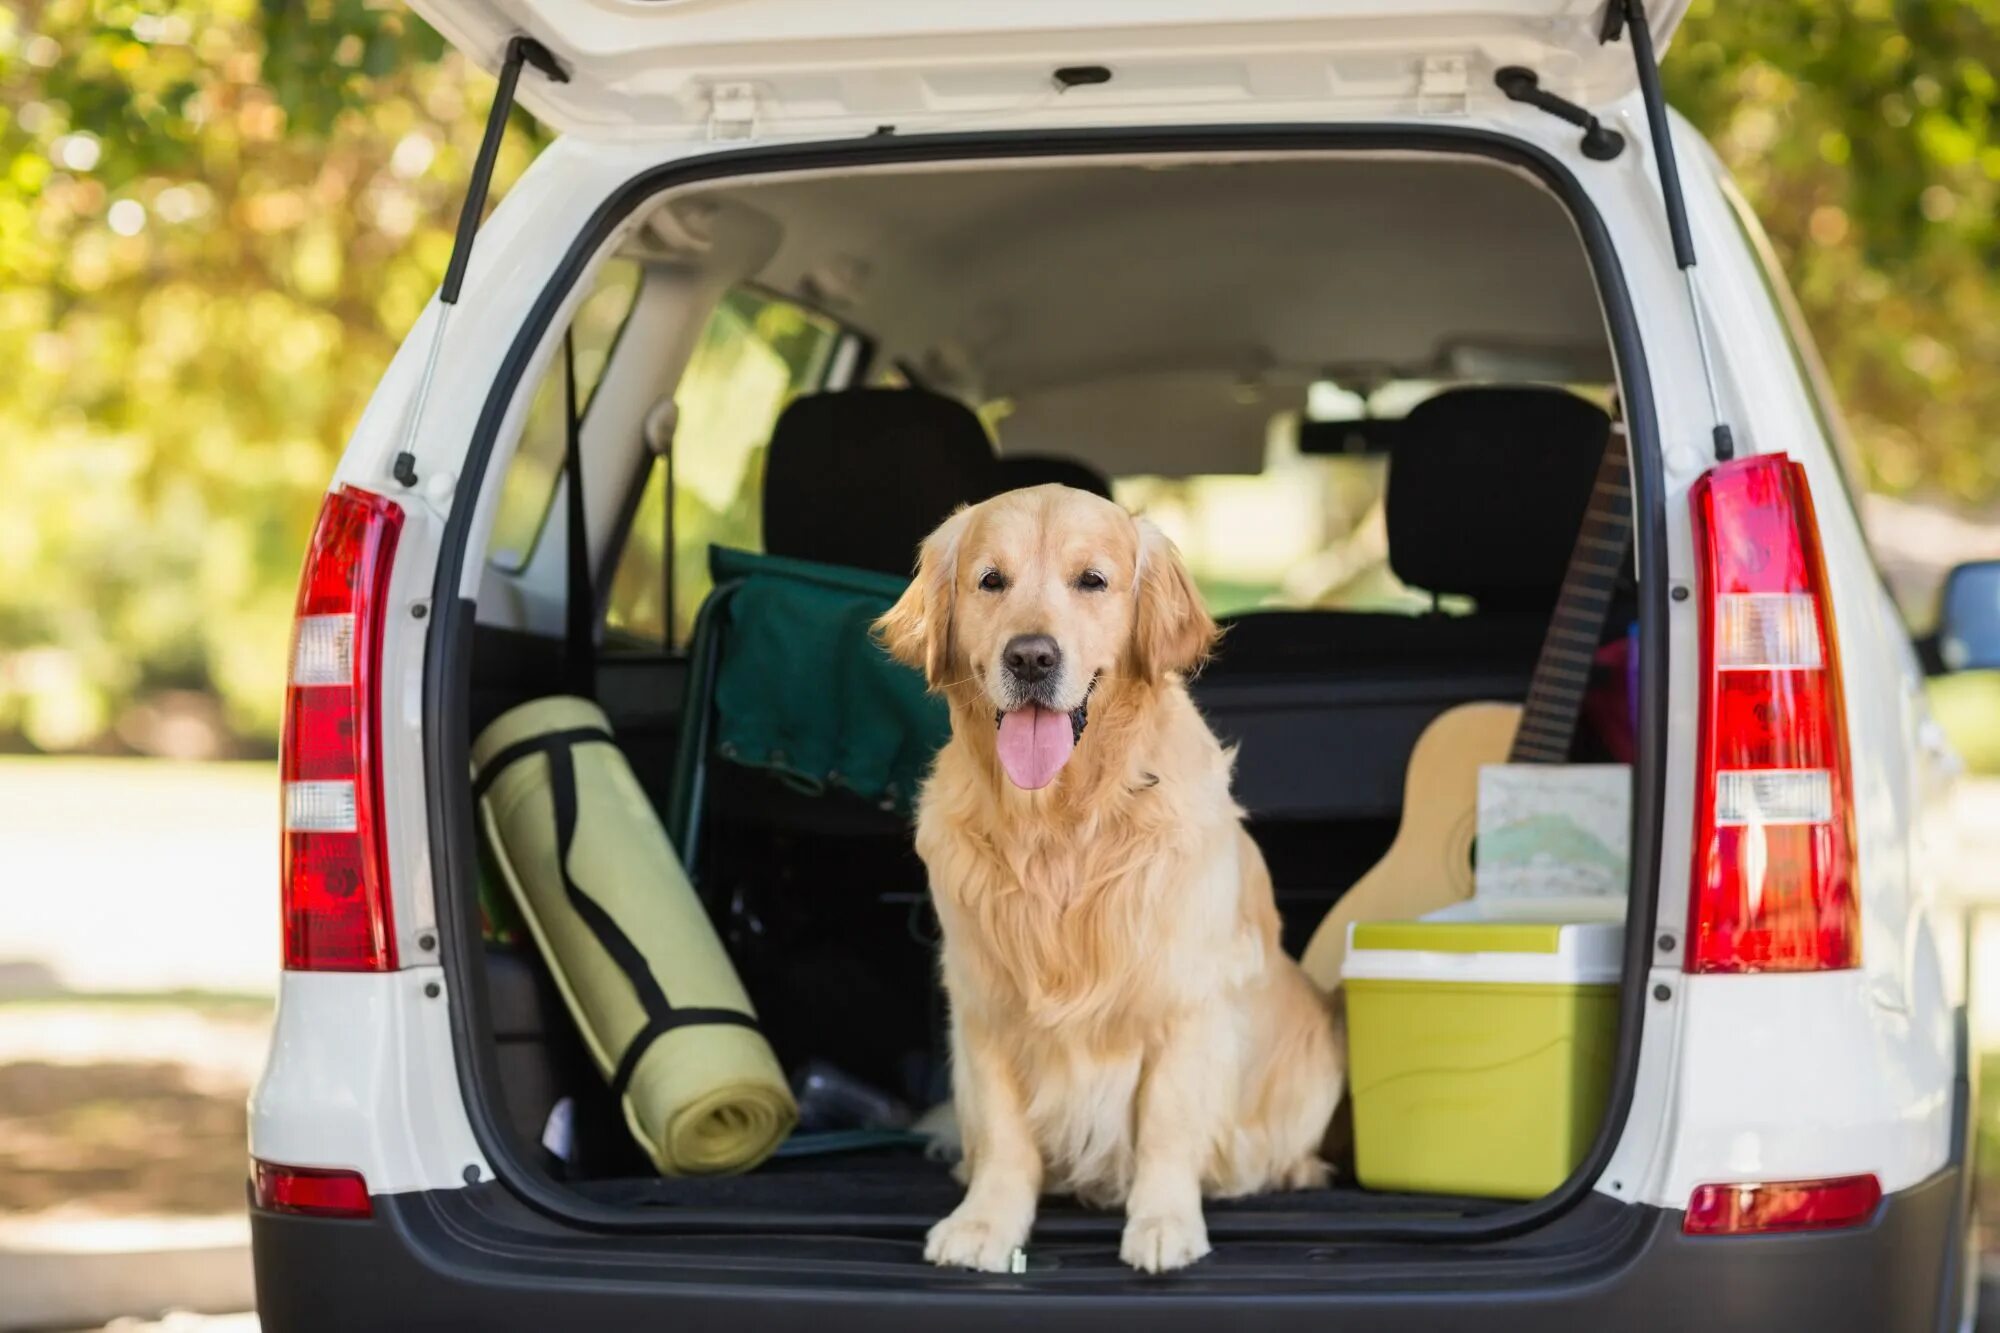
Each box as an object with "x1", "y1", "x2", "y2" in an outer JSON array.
[{"x1": 1602, "y1": 0, "x2": 1736, "y2": 462}]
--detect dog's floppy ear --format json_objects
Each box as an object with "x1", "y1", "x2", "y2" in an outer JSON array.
[
  {"x1": 875, "y1": 505, "x2": 971, "y2": 690},
  {"x1": 1128, "y1": 516, "x2": 1217, "y2": 682}
]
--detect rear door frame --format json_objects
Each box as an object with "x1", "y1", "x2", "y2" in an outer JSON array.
[{"x1": 421, "y1": 121, "x2": 1671, "y2": 1251}]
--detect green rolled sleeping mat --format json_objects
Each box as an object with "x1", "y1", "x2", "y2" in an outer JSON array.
[{"x1": 472, "y1": 696, "x2": 795, "y2": 1175}]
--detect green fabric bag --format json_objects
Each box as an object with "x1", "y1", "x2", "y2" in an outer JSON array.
[{"x1": 706, "y1": 545, "x2": 948, "y2": 815}]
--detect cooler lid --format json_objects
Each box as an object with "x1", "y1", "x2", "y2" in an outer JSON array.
[
  {"x1": 1353, "y1": 920, "x2": 1567, "y2": 954},
  {"x1": 1344, "y1": 914, "x2": 1623, "y2": 985}
]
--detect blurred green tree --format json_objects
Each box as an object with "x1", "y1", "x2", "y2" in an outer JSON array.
[
  {"x1": 1, "y1": 1, "x2": 1996, "y2": 753},
  {"x1": 0, "y1": 0, "x2": 526, "y2": 753},
  {"x1": 1668, "y1": 0, "x2": 2000, "y2": 501}
]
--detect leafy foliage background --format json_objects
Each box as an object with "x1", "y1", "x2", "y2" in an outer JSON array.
[{"x1": 0, "y1": 0, "x2": 1993, "y2": 754}]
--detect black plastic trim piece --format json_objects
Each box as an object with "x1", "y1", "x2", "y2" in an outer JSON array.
[
  {"x1": 1494, "y1": 67, "x2": 1624, "y2": 161},
  {"x1": 1053, "y1": 65, "x2": 1114, "y2": 91},
  {"x1": 252, "y1": 1168, "x2": 1961, "y2": 1330},
  {"x1": 1934, "y1": 1003, "x2": 1976, "y2": 1332},
  {"x1": 423, "y1": 124, "x2": 1670, "y2": 1248}
]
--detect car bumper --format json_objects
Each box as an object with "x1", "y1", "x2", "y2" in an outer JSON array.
[{"x1": 251, "y1": 1165, "x2": 1965, "y2": 1333}]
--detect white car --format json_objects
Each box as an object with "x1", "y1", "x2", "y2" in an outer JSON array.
[{"x1": 247, "y1": 2, "x2": 1995, "y2": 1328}]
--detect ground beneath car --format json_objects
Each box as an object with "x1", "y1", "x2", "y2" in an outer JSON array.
[
  {"x1": 0, "y1": 999, "x2": 267, "y2": 1217},
  {"x1": 0, "y1": 999, "x2": 266, "y2": 1332}
]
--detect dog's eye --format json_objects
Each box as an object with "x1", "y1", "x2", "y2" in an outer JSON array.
[
  {"x1": 978, "y1": 569, "x2": 1007, "y2": 592},
  {"x1": 1076, "y1": 569, "x2": 1107, "y2": 591}
]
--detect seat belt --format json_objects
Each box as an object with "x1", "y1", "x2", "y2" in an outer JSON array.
[
  {"x1": 563, "y1": 331, "x2": 595, "y2": 700},
  {"x1": 641, "y1": 399, "x2": 679, "y2": 648}
]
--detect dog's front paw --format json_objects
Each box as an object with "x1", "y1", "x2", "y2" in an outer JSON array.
[
  {"x1": 926, "y1": 1206, "x2": 1030, "y2": 1272},
  {"x1": 1120, "y1": 1211, "x2": 1211, "y2": 1273}
]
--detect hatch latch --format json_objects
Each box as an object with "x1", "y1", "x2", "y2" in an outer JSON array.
[
  {"x1": 1416, "y1": 56, "x2": 1469, "y2": 116},
  {"x1": 706, "y1": 83, "x2": 760, "y2": 141}
]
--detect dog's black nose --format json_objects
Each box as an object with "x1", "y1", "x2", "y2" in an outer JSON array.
[{"x1": 1003, "y1": 634, "x2": 1061, "y2": 685}]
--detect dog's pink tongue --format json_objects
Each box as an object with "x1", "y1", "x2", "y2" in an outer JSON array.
[{"x1": 995, "y1": 704, "x2": 1074, "y2": 790}]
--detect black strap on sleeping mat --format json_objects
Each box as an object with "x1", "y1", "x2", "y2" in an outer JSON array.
[
  {"x1": 471, "y1": 727, "x2": 616, "y2": 805},
  {"x1": 472, "y1": 725, "x2": 761, "y2": 1102}
]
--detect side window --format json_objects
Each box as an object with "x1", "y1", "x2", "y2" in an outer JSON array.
[
  {"x1": 604, "y1": 289, "x2": 842, "y2": 649},
  {"x1": 486, "y1": 259, "x2": 643, "y2": 571}
]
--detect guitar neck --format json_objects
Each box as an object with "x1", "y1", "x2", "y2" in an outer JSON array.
[{"x1": 1508, "y1": 425, "x2": 1632, "y2": 765}]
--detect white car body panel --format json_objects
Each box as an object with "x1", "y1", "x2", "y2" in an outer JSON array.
[
  {"x1": 1658, "y1": 971, "x2": 1954, "y2": 1202},
  {"x1": 251, "y1": 969, "x2": 489, "y2": 1193},
  {"x1": 251, "y1": 53, "x2": 1961, "y2": 1219}
]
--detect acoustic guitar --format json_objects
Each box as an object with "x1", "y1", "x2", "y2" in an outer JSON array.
[{"x1": 1299, "y1": 421, "x2": 1633, "y2": 992}]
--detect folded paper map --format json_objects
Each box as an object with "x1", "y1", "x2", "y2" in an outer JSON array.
[{"x1": 1475, "y1": 764, "x2": 1631, "y2": 905}]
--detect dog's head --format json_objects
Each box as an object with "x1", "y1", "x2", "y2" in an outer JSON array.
[{"x1": 876, "y1": 483, "x2": 1215, "y2": 790}]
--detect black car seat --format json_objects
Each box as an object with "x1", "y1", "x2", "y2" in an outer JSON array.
[
  {"x1": 1198, "y1": 385, "x2": 1613, "y2": 822},
  {"x1": 992, "y1": 453, "x2": 1115, "y2": 500},
  {"x1": 762, "y1": 387, "x2": 999, "y2": 576}
]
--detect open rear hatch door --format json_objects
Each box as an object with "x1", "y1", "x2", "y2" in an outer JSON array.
[{"x1": 406, "y1": 0, "x2": 1688, "y2": 140}]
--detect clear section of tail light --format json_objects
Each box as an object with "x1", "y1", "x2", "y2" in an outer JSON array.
[
  {"x1": 284, "y1": 780, "x2": 359, "y2": 833},
  {"x1": 280, "y1": 487, "x2": 403, "y2": 972},
  {"x1": 290, "y1": 614, "x2": 356, "y2": 687},
  {"x1": 1688, "y1": 455, "x2": 1858, "y2": 973},
  {"x1": 1714, "y1": 593, "x2": 1823, "y2": 669},
  {"x1": 1713, "y1": 770, "x2": 1833, "y2": 826}
]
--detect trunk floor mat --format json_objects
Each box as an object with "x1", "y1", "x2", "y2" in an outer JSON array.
[{"x1": 568, "y1": 1147, "x2": 1505, "y2": 1221}]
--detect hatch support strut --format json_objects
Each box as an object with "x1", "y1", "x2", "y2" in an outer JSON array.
[
  {"x1": 1602, "y1": 0, "x2": 1735, "y2": 461},
  {"x1": 393, "y1": 36, "x2": 568, "y2": 490}
]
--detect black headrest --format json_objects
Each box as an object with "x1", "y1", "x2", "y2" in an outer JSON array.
[
  {"x1": 763, "y1": 388, "x2": 998, "y2": 576},
  {"x1": 993, "y1": 454, "x2": 1115, "y2": 500},
  {"x1": 1386, "y1": 386, "x2": 1611, "y2": 611}
]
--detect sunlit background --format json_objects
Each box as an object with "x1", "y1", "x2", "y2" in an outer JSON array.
[{"x1": 6, "y1": 1, "x2": 2000, "y2": 1327}]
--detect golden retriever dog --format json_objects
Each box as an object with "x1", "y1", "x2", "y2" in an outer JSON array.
[{"x1": 876, "y1": 484, "x2": 1342, "y2": 1274}]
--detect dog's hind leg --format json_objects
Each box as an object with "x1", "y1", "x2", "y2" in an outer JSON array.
[{"x1": 1264, "y1": 972, "x2": 1345, "y2": 1192}]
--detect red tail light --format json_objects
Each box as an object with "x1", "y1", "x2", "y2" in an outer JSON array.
[
  {"x1": 281, "y1": 487, "x2": 403, "y2": 971},
  {"x1": 1688, "y1": 454, "x2": 1857, "y2": 973},
  {"x1": 253, "y1": 1160, "x2": 374, "y2": 1218},
  {"x1": 1683, "y1": 1173, "x2": 1881, "y2": 1235}
]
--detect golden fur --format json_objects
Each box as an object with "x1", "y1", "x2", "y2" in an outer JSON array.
[{"x1": 876, "y1": 484, "x2": 1343, "y2": 1273}]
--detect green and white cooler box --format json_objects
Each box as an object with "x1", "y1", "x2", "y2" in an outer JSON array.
[{"x1": 1342, "y1": 902, "x2": 1622, "y2": 1201}]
